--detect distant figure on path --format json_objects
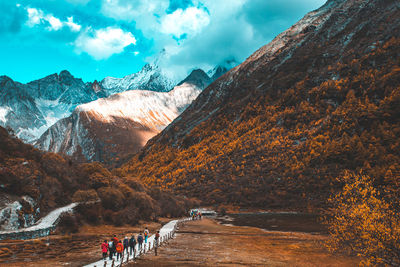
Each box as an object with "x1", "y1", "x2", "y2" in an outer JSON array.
[
  {"x1": 144, "y1": 227, "x2": 149, "y2": 243},
  {"x1": 199, "y1": 211, "x2": 202, "y2": 220},
  {"x1": 129, "y1": 235, "x2": 136, "y2": 256},
  {"x1": 123, "y1": 236, "x2": 129, "y2": 255},
  {"x1": 101, "y1": 240, "x2": 109, "y2": 260},
  {"x1": 137, "y1": 233, "x2": 144, "y2": 251},
  {"x1": 154, "y1": 230, "x2": 160, "y2": 256},
  {"x1": 108, "y1": 239, "x2": 114, "y2": 260},
  {"x1": 116, "y1": 240, "x2": 124, "y2": 260}
]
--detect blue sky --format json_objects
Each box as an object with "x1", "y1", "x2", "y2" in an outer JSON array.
[{"x1": 0, "y1": 0, "x2": 326, "y2": 83}]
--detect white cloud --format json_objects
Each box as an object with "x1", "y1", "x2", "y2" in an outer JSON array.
[
  {"x1": 74, "y1": 26, "x2": 136, "y2": 60},
  {"x1": 46, "y1": 15, "x2": 63, "y2": 31},
  {"x1": 161, "y1": 7, "x2": 210, "y2": 37},
  {"x1": 26, "y1": 8, "x2": 44, "y2": 27},
  {"x1": 25, "y1": 7, "x2": 82, "y2": 32},
  {"x1": 65, "y1": 17, "x2": 82, "y2": 32}
]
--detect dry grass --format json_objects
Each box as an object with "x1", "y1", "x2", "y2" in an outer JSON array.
[{"x1": 132, "y1": 218, "x2": 360, "y2": 266}]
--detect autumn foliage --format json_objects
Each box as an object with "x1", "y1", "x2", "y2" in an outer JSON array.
[
  {"x1": 325, "y1": 172, "x2": 400, "y2": 266},
  {"x1": 121, "y1": 38, "x2": 400, "y2": 211}
]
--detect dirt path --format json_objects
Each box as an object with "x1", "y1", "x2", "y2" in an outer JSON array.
[{"x1": 130, "y1": 218, "x2": 359, "y2": 266}]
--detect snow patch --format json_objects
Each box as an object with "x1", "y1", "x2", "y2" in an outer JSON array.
[{"x1": 0, "y1": 106, "x2": 11, "y2": 123}]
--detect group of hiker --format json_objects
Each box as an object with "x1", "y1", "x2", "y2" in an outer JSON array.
[
  {"x1": 101, "y1": 227, "x2": 161, "y2": 261},
  {"x1": 190, "y1": 209, "x2": 202, "y2": 220}
]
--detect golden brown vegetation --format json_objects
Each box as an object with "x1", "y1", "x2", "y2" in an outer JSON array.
[
  {"x1": 325, "y1": 172, "x2": 400, "y2": 266},
  {"x1": 121, "y1": 38, "x2": 400, "y2": 211}
]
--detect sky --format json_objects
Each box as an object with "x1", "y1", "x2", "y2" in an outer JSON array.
[{"x1": 0, "y1": 0, "x2": 327, "y2": 83}]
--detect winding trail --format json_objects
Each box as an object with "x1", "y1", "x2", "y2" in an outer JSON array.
[{"x1": 0, "y1": 203, "x2": 78, "y2": 240}]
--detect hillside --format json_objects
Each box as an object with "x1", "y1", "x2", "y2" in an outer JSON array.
[
  {"x1": 0, "y1": 127, "x2": 196, "y2": 231},
  {"x1": 121, "y1": 0, "x2": 400, "y2": 209}
]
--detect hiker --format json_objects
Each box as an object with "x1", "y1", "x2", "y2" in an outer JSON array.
[
  {"x1": 101, "y1": 240, "x2": 109, "y2": 260},
  {"x1": 137, "y1": 233, "x2": 144, "y2": 252},
  {"x1": 144, "y1": 227, "x2": 149, "y2": 243},
  {"x1": 116, "y1": 240, "x2": 124, "y2": 261},
  {"x1": 113, "y1": 235, "x2": 119, "y2": 254},
  {"x1": 154, "y1": 230, "x2": 160, "y2": 256},
  {"x1": 123, "y1": 236, "x2": 129, "y2": 255},
  {"x1": 108, "y1": 239, "x2": 114, "y2": 260},
  {"x1": 129, "y1": 235, "x2": 136, "y2": 256}
]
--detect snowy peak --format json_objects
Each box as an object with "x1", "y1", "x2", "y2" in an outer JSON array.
[{"x1": 101, "y1": 50, "x2": 177, "y2": 94}]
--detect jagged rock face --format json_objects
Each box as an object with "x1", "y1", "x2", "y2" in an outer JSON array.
[{"x1": 35, "y1": 81, "x2": 203, "y2": 166}]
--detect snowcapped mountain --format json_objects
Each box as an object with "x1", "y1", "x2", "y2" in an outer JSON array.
[
  {"x1": 0, "y1": 71, "x2": 103, "y2": 142},
  {"x1": 34, "y1": 69, "x2": 211, "y2": 165},
  {"x1": 101, "y1": 50, "x2": 178, "y2": 94},
  {"x1": 0, "y1": 52, "x2": 177, "y2": 142},
  {"x1": 34, "y1": 82, "x2": 202, "y2": 165}
]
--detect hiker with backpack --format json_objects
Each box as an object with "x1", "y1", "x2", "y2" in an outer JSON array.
[
  {"x1": 137, "y1": 233, "x2": 144, "y2": 252},
  {"x1": 108, "y1": 239, "x2": 114, "y2": 260},
  {"x1": 101, "y1": 240, "x2": 109, "y2": 260},
  {"x1": 116, "y1": 240, "x2": 124, "y2": 261},
  {"x1": 144, "y1": 227, "x2": 149, "y2": 243},
  {"x1": 123, "y1": 236, "x2": 129, "y2": 255},
  {"x1": 112, "y1": 235, "x2": 119, "y2": 257},
  {"x1": 129, "y1": 235, "x2": 136, "y2": 256}
]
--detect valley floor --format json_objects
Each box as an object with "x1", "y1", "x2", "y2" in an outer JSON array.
[
  {"x1": 130, "y1": 218, "x2": 360, "y2": 266},
  {"x1": 0, "y1": 217, "x2": 360, "y2": 266}
]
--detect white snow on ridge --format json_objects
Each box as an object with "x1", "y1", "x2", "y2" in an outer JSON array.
[{"x1": 76, "y1": 82, "x2": 201, "y2": 131}]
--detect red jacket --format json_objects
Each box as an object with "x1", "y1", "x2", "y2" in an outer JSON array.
[{"x1": 101, "y1": 242, "x2": 109, "y2": 253}]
